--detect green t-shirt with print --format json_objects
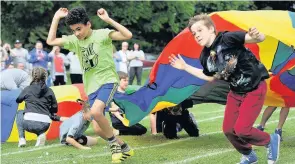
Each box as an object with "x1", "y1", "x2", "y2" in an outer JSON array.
[{"x1": 62, "y1": 29, "x2": 119, "y2": 95}]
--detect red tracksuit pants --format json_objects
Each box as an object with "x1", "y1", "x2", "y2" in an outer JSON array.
[{"x1": 222, "y1": 81, "x2": 271, "y2": 155}]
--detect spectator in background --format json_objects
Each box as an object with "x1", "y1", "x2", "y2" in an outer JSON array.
[
  {"x1": 28, "y1": 41, "x2": 52, "y2": 69},
  {"x1": 66, "y1": 52, "x2": 83, "y2": 84},
  {"x1": 0, "y1": 68, "x2": 31, "y2": 90},
  {"x1": 117, "y1": 42, "x2": 129, "y2": 73},
  {"x1": 49, "y1": 46, "x2": 68, "y2": 86},
  {"x1": 11, "y1": 40, "x2": 30, "y2": 71},
  {"x1": 0, "y1": 40, "x2": 8, "y2": 70},
  {"x1": 127, "y1": 43, "x2": 145, "y2": 85},
  {"x1": 16, "y1": 63, "x2": 25, "y2": 70},
  {"x1": 113, "y1": 45, "x2": 121, "y2": 72},
  {"x1": 3, "y1": 43, "x2": 14, "y2": 69}
]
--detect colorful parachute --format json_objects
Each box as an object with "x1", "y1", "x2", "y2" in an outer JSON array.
[
  {"x1": 1, "y1": 84, "x2": 87, "y2": 142},
  {"x1": 114, "y1": 10, "x2": 295, "y2": 126}
]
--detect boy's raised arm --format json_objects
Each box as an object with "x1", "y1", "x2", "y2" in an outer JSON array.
[
  {"x1": 47, "y1": 8, "x2": 68, "y2": 46},
  {"x1": 97, "y1": 8, "x2": 132, "y2": 41}
]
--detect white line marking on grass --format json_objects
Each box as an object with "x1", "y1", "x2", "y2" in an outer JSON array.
[
  {"x1": 163, "y1": 149, "x2": 235, "y2": 164},
  {"x1": 1, "y1": 144, "x2": 62, "y2": 156},
  {"x1": 166, "y1": 135, "x2": 295, "y2": 164},
  {"x1": 42, "y1": 131, "x2": 223, "y2": 164},
  {"x1": 43, "y1": 116, "x2": 295, "y2": 163},
  {"x1": 4, "y1": 116, "x2": 295, "y2": 161}
]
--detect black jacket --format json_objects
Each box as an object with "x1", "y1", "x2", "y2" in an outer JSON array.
[
  {"x1": 16, "y1": 82, "x2": 58, "y2": 118},
  {"x1": 200, "y1": 31, "x2": 269, "y2": 94}
]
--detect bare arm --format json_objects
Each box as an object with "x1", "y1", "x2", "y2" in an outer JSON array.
[
  {"x1": 245, "y1": 27, "x2": 265, "y2": 44},
  {"x1": 47, "y1": 8, "x2": 68, "y2": 46},
  {"x1": 169, "y1": 54, "x2": 214, "y2": 82},
  {"x1": 66, "y1": 137, "x2": 91, "y2": 150},
  {"x1": 127, "y1": 52, "x2": 136, "y2": 60},
  {"x1": 184, "y1": 64, "x2": 215, "y2": 82},
  {"x1": 138, "y1": 51, "x2": 145, "y2": 60},
  {"x1": 97, "y1": 8, "x2": 132, "y2": 40},
  {"x1": 109, "y1": 102, "x2": 119, "y2": 112},
  {"x1": 111, "y1": 111, "x2": 124, "y2": 122}
]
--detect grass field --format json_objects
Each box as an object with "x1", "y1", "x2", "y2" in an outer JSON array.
[
  {"x1": 2, "y1": 70, "x2": 295, "y2": 163},
  {"x1": 1, "y1": 104, "x2": 295, "y2": 164}
]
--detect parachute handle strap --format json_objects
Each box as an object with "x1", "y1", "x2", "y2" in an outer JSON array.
[{"x1": 147, "y1": 82, "x2": 158, "y2": 90}]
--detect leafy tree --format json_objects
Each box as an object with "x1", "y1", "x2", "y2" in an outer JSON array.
[{"x1": 2, "y1": 1, "x2": 292, "y2": 54}]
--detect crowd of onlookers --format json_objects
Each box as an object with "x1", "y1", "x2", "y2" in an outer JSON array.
[
  {"x1": 1, "y1": 40, "x2": 146, "y2": 87},
  {"x1": 0, "y1": 39, "x2": 83, "y2": 86}
]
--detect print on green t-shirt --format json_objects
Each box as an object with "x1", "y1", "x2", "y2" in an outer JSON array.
[{"x1": 62, "y1": 29, "x2": 119, "y2": 95}]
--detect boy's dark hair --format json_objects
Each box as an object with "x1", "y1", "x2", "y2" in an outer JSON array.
[
  {"x1": 117, "y1": 71, "x2": 128, "y2": 80},
  {"x1": 65, "y1": 7, "x2": 89, "y2": 25},
  {"x1": 31, "y1": 67, "x2": 47, "y2": 85}
]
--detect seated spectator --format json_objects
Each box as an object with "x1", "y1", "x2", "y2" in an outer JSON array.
[
  {"x1": 0, "y1": 68, "x2": 31, "y2": 90},
  {"x1": 16, "y1": 67, "x2": 65, "y2": 147},
  {"x1": 109, "y1": 71, "x2": 147, "y2": 136},
  {"x1": 59, "y1": 99, "x2": 98, "y2": 149}
]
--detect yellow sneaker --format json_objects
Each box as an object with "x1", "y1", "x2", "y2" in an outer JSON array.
[
  {"x1": 110, "y1": 142, "x2": 123, "y2": 163},
  {"x1": 121, "y1": 148, "x2": 135, "y2": 161}
]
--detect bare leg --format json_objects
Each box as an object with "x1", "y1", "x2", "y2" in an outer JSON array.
[
  {"x1": 277, "y1": 107, "x2": 290, "y2": 129},
  {"x1": 86, "y1": 136, "x2": 98, "y2": 146},
  {"x1": 259, "y1": 106, "x2": 277, "y2": 128},
  {"x1": 150, "y1": 114, "x2": 157, "y2": 135},
  {"x1": 92, "y1": 120, "x2": 125, "y2": 145},
  {"x1": 90, "y1": 99, "x2": 114, "y2": 138}
]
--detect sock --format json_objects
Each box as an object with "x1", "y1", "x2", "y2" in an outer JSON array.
[
  {"x1": 107, "y1": 136, "x2": 116, "y2": 144},
  {"x1": 121, "y1": 143, "x2": 130, "y2": 152}
]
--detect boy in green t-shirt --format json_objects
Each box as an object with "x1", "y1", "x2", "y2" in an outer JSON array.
[{"x1": 47, "y1": 7, "x2": 133, "y2": 163}]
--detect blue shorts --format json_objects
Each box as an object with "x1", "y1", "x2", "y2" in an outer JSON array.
[{"x1": 88, "y1": 83, "x2": 118, "y2": 110}]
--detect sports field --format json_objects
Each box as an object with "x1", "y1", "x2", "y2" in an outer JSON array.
[{"x1": 1, "y1": 103, "x2": 295, "y2": 164}]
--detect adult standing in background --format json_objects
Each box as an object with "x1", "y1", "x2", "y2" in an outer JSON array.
[
  {"x1": 28, "y1": 41, "x2": 52, "y2": 69},
  {"x1": 3, "y1": 43, "x2": 16, "y2": 69},
  {"x1": 49, "y1": 46, "x2": 68, "y2": 86},
  {"x1": 127, "y1": 43, "x2": 145, "y2": 85},
  {"x1": 117, "y1": 42, "x2": 129, "y2": 73},
  {"x1": 66, "y1": 51, "x2": 83, "y2": 84},
  {"x1": 0, "y1": 40, "x2": 8, "y2": 70},
  {"x1": 11, "y1": 40, "x2": 30, "y2": 71},
  {"x1": 113, "y1": 45, "x2": 121, "y2": 72}
]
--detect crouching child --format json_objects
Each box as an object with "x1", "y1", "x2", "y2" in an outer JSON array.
[{"x1": 59, "y1": 99, "x2": 98, "y2": 149}]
